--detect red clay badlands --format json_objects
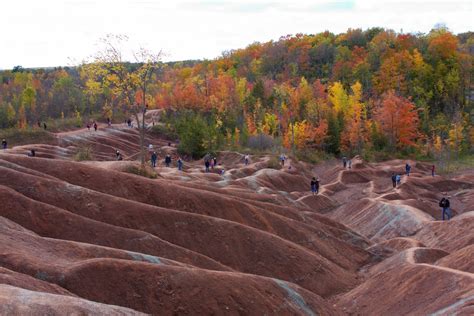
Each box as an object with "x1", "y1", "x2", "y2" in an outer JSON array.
[{"x1": 0, "y1": 125, "x2": 473, "y2": 315}]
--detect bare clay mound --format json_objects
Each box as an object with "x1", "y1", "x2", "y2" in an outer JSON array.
[
  {"x1": 0, "y1": 285, "x2": 145, "y2": 315},
  {"x1": 0, "y1": 214, "x2": 343, "y2": 314}
]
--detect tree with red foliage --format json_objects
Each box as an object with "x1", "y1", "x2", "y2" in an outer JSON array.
[{"x1": 376, "y1": 90, "x2": 420, "y2": 149}]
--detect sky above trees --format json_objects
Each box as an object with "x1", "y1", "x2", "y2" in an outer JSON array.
[{"x1": 1, "y1": 0, "x2": 472, "y2": 69}]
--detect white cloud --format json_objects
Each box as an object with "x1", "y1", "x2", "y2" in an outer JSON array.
[{"x1": 0, "y1": 0, "x2": 472, "y2": 69}]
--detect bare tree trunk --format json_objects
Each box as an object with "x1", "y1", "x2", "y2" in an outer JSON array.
[
  {"x1": 141, "y1": 109, "x2": 146, "y2": 166},
  {"x1": 133, "y1": 111, "x2": 145, "y2": 166}
]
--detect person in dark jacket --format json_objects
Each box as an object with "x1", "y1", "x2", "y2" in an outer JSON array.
[
  {"x1": 439, "y1": 195, "x2": 451, "y2": 220},
  {"x1": 311, "y1": 177, "x2": 320, "y2": 195},
  {"x1": 391, "y1": 173, "x2": 397, "y2": 188},
  {"x1": 2, "y1": 139, "x2": 7, "y2": 150},
  {"x1": 177, "y1": 157, "x2": 183, "y2": 171},
  {"x1": 93, "y1": 122, "x2": 98, "y2": 131},
  {"x1": 151, "y1": 151, "x2": 157, "y2": 167},
  {"x1": 405, "y1": 163, "x2": 411, "y2": 176},
  {"x1": 165, "y1": 154, "x2": 171, "y2": 167}
]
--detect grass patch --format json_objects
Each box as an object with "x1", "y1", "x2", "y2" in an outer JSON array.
[
  {"x1": 74, "y1": 146, "x2": 93, "y2": 161},
  {"x1": 124, "y1": 165, "x2": 158, "y2": 179},
  {"x1": 295, "y1": 149, "x2": 331, "y2": 164},
  {"x1": 0, "y1": 128, "x2": 55, "y2": 146},
  {"x1": 266, "y1": 156, "x2": 282, "y2": 169},
  {"x1": 436, "y1": 154, "x2": 474, "y2": 175}
]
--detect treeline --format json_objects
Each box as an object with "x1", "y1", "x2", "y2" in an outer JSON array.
[{"x1": 1, "y1": 27, "x2": 473, "y2": 159}]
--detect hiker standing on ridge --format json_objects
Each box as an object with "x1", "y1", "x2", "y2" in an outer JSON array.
[
  {"x1": 165, "y1": 154, "x2": 171, "y2": 167},
  {"x1": 431, "y1": 165, "x2": 435, "y2": 177},
  {"x1": 405, "y1": 163, "x2": 411, "y2": 176},
  {"x1": 244, "y1": 154, "x2": 249, "y2": 165},
  {"x1": 204, "y1": 154, "x2": 211, "y2": 172},
  {"x1": 280, "y1": 153, "x2": 286, "y2": 167},
  {"x1": 342, "y1": 156, "x2": 347, "y2": 168},
  {"x1": 151, "y1": 151, "x2": 157, "y2": 167},
  {"x1": 2, "y1": 139, "x2": 7, "y2": 150},
  {"x1": 391, "y1": 173, "x2": 397, "y2": 188},
  {"x1": 177, "y1": 157, "x2": 183, "y2": 171},
  {"x1": 311, "y1": 177, "x2": 320, "y2": 196},
  {"x1": 439, "y1": 194, "x2": 451, "y2": 220}
]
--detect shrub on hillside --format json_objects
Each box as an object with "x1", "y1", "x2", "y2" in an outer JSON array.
[
  {"x1": 74, "y1": 146, "x2": 93, "y2": 161},
  {"x1": 124, "y1": 165, "x2": 157, "y2": 179},
  {"x1": 295, "y1": 149, "x2": 330, "y2": 164},
  {"x1": 266, "y1": 156, "x2": 281, "y2": 169}
]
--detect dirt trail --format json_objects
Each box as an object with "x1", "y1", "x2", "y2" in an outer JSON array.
[{"x1": 1, "y1": 123, "x2": 473, "y2": 314}]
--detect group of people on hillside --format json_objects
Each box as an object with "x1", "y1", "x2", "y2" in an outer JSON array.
[
  {"x1": 204, "y1": 154, "x2": 219, "y2": 173},
  {"x1": 86, "y1": 121, "x2": 98, "y2": 131},
  {"x1": 36, "y1": 121, "x2": 47, "y2": 130},
  {"x1": 150, "y1": 151, "x2": 183, "y2": 170}
]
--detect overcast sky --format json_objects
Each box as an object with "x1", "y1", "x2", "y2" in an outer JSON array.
[{"x1": 1, "y1": 0, "x2": 472, "y2": 69}]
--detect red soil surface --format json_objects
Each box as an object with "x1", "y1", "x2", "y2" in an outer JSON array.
[{"x1": 1, "y1": 126, "x2": 472, "y2": 314}]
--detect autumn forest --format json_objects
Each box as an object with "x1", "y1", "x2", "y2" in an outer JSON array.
[{"x1": 1, "y1": 27, "x2": 473, "y2": 160}]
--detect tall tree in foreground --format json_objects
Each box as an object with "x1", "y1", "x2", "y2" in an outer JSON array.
[{"x1": 83, "y1": 34, "x2": 162, "y2": 165}]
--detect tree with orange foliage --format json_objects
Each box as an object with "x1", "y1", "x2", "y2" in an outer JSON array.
[{"x1": 376, "y1": 90, "x2": 420, "y2": 150}]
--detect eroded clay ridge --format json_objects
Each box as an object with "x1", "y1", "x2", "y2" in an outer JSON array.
[{"x1": 0, "y1": 124, "x2": 473, "y2": 315}]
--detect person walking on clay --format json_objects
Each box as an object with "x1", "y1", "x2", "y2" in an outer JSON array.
[
  {"x1": 177, "y1": 157, "x2": 183, "y2": 171},
  {"x1": 405, "y1": 163, "x2": 411, "y2": 176},
  {"x1": 391, "y1": 173, "x2": 397, "y2": 188},
  {"x1": 116, "y1": 150, "x2": 121, "y2": 160},
  {"x1": 244, "y1": 154, "x2": 249, "y2": 165},
  {"x1": 151, "y1": 151, "x2": 157, "y2": 168},
  {"x1": 2, "y1": 139, "x2": 7, "y2": 150},
  {"x1": 311, "y1": 177, "x2": 320, "y2": 196},
  {"x1": 342, "y1": 156, "x2": 347, "y2": 168},
  {"x1": 396, "y1": 174, "x2": 401, "y2": 186},
  {"x1": 165, "y1": 154, "x2": 172, "y2": 167},
  {"x1": 213, "y1": 157, "x2": 217, "y2": 167},
  {"x1": 280, "y1": 153, "x2": 286, "y2": 167},
  {"x1": 439, "y1": 195, "x2": 451, "y2": 220},
  {"x1": 348, "y1": 158, "x2": 352, "y2": 169},
  {"x1": 431, "y1": 164, "x2": 435, "y2": 177},
  {"x1": 87, "y1": 123, "x2": 91, "y2": 131},
  {"x1": 93, "y1": 122, "x2": 98, "y2": 131}
]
